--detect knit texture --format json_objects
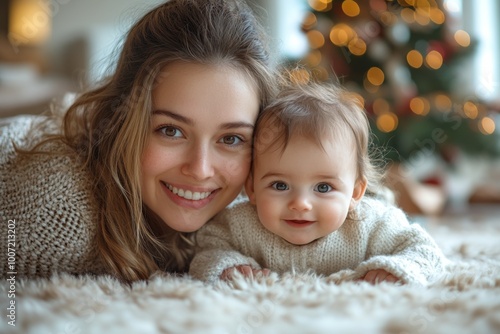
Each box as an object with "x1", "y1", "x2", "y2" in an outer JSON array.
[
  {"x1": 189, "y1": 198, "x2": 449, "y2": 285},
  {"x1": 0, "y1": 115, "x2": 104, "y2": 278}
]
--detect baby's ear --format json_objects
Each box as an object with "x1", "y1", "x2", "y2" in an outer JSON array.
[
  {"x1": 350, "y1": 176, "x2": 367, "y2": 210},
  {"x1": 244, "y1": 173, "x2": 256, "y2": 205}
]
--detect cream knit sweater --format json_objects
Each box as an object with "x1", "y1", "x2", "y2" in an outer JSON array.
[
  {"x1": 0, "y1": 115, "x2": 104, "y2": 278},
  {"x1": 190, "y1": 198, "x2": 448, "y2": 285}
]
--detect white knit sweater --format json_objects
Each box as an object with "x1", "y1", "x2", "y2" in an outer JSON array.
[
  {"x1": 189, "y1": 198, "x2": 448, "y2": 285},
  {"x1": 0, "y1": 115, "x2": 104, "y2": 278}
]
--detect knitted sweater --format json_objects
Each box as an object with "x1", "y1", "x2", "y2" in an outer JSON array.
[
  {"x1": 189, "y1": 198, "x2": 448, "y2": 285},
  {"x1": 0, "y1": 115, "x2": 104, "y2": 278}
]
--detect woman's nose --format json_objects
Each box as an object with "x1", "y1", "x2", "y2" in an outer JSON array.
[
  {"x1": 288, "y1": 193, "x2": 313, "y2": 212},
  {"x1": 181, "y1": 143, "x2": 215, "y2": 180}
]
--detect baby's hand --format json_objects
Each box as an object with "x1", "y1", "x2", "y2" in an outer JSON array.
[
  {"x1": 220, "y1": 265, "x2": 270, "y2": 280},
  {"x1": 361, "y1": 269, "x2": 400, "y2": 284}
]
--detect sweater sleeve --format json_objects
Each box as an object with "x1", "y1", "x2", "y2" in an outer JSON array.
[
  {"x1": 352, "y1": 199, "x2": 448, "y2": 285},
  {"x1": 189, "y1": 203, "x2": 260, "y2": 284},
  {"x1": 0, "y1": 116, "x2": 105, "y2": 278}
]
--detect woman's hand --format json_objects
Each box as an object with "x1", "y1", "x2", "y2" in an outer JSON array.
[
  {"x1": 360, "y1": 269, "x2": 400, "y2": 284},
  {"x1": 220, "y1": 265, "x2": 271, "y2": 280}
]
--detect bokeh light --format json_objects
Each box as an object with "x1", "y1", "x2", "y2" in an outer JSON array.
[
  {"x1": 410, "y1": 97, "x2": 431, "y2": 115},
  {"x1": 434, "y1": 94, "x2": 452, "y2": 112},
  {"x1": 463, "y1": 101, "x2": 478, "y2": 119},
  {"x1": 366, "y1": 67, "x2": 385, "y2": 86},
  {"x1": 425, "y1": 50, "x2": 443, "y2": 69},
  {"x1": 454, "y1": 30, "x2": 471, "y2": 47},
  {"x1": 479, "y1": 117, "x2": 496, "y2": 135},
  {"x1": 307, "y1": 30, "x2": 325, "y2": 49},
  {"x1": 407, "y1": 50, "x2": 424, "y2": 68},
  {"x1": 342, "y1": 0, "x2": 360, "y2": 17},
  {"x1": 376, "y1": 112, "x2": 399, "y2": 133}
]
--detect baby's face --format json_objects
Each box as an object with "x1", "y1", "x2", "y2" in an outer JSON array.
[{"x1": 246, "y1": 135, "x2": 366, "y2": 245}]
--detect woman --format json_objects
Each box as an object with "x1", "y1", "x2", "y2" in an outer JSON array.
[{"x1": 0, "y1": 0, "x2": 277, "y2": 282}]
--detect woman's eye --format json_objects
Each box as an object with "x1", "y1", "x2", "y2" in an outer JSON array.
[
  {"x1": 158, "y1": 125, "x2": 183, "y2": 138},
  {"x1": 315, "y1": 183, "x2": 332, "y2": 193},
  {"x1": 219, "y1": 135, "x2": 243, "y2": 146},
  {"x1": 271, "y1": 182, "x2": 288, "y2": 191}
]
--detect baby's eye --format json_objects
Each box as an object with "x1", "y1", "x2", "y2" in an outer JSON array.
[
  {"x1": 271, "y1": 182, "x2": 288, "y2": 191},
  {"x1": 315, "y1": 183, "x2": 332, "y2": 193},
  {"x1": 158, "y1": 125, "x2": 183, "y2": 138}
]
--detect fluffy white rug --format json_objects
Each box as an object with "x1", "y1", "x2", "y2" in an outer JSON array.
[{"x1": 2, "y1": 208, "x2": 500, "y2": 334}]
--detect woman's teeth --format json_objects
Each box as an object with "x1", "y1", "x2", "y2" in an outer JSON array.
[{"x1": 167, "y1": 184, "x2": 211, "y2": 200}]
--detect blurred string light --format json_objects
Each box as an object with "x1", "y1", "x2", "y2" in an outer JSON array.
[
  {"x1": 407, "y1": 50, "x2": 424, "y2": 68},
  {"x1": 479, "y1": 117, "x2": 496, "y2": 135},
  {"x1": 376, "y1": 112, "x2": 399, "y2": 133},
  {"x1": 308, "y1": 0, "x2": 332, "y2": 12},
  {"x1": 301, "y1": 0, "x2": 497, "y2": 136},
  {"x1": 410, "y1": 97, "x2": 431, "y2": 115},
  {"x1": 434, "y1": 94, "x2": 452, "y2": 112}
]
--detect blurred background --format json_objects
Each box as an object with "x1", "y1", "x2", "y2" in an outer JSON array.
[{"x1": 0, "y1": 0, "x2": 499, "y2": 214}]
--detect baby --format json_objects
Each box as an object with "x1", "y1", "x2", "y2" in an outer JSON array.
[{"x1": 189, "y1": 81, "x2": 447, "y2": 285}]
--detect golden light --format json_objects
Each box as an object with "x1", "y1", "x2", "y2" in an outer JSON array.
[
  {"x1": 329, "y1": 24, "x2": 356, "y2": 46},
  {"x1": 9, "y1": 0, "x2": 51, "y2": 46},
  {"x1": 429, "y1": 8, "x2": 445, "y2": 24},
  {"x1": 312, "y1": 66, "x2": 330, "y2": 81},
  {"x1": 416, "y1": 0, "x2": 431, "y2": 9},
  {"x1": 401, "y1": 8, "x2": 416, "y2": 23},
  {"x1": 366, "y1": 67, "x2": 385, "y2": 86},
  {"x1": 342, "y1": 0, "x2": 360, "y2": 17},
  {"x1": 372, "y1": 98, "x2": 390, "y2": 115},
  {"x1": 376, "y1": 112, "x2": 399, "y2": 133},
  {"x1": 348, "y1": 37, "x2": 367, "y2": 56},
  {"x1": 454, "y1": 30, "x2": 471, "y2": 47},
  {"x1": 380, "y1": 11, "x2": 397, "y2": 26},
  {"x1": 425, "y1": 50, "x2": 443, "y2": 69},
  {"x1": 305, "y1": 50, "x2": 322, "y2": 67},
  {"x1": 308, "y1": 0, "x2": 332, "y2": 12},
  {"x1": 463, "y1": 101, "x2": 478, "y2": 119},
  {"x1": 410, "y1": 97, "x2": 430, "y2": 115},
  {"x1": 302, "y1": 12, "x2": 317, "y2": 30},
  {"x1": 479, "y1": 117, "x2": 496, "y2": 135},
  {"x1": 434, "y1": 94, "x2": 452, "y2": 112},
  {"x1": 407, "y1": 50, "x2": 424, "y2": 68},
  {"x1": 307, "y1": 30, "x2": 325, "y2": 49},
  {"x1": 289, "y1": 69, "x2": 310, "y2": 85},
  {"x1": 415, "y1": 11, "x2": 431, "y2": 26}
]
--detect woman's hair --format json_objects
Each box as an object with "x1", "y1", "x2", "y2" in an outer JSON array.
[
  {"x1": 28, "y1": 0, "x2": 277, "y2": 282},
  {"x1": 253, "y1": 79, "x2": 391, "y2": 214}
]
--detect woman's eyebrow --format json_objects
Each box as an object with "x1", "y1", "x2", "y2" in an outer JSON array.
[
  {"x1": 220, "y1": 122, "x2": 255, "y2": 130},
  {"x1": 153, "y1": 109, "x2": 193, "y2": 125},
  {"x1": 153, "y1": 109, "x2": 254, "y2": 130}
]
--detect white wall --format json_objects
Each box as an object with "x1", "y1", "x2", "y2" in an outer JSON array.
[
  {"x1": 248, "y1": 0, "x2": 308, "y2": 61},
  {"x1": 45, "y1": 0, "x2": 162, "y2": 84}
]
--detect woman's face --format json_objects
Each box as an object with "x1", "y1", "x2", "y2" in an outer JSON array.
[{"x1": 141, "y1": 62, "x2": 259, "y2": 232}]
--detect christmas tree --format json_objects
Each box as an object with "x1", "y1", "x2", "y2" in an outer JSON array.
[{"x1": 299, "y1": 0, "x2": 500, "y2": 166}]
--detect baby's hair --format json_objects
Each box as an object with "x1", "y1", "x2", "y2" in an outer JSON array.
[{"x1": 253, "y1": 79, "x2": 390, "y2": 202}]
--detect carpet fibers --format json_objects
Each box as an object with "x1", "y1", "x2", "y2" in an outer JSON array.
[{"x1": 1, "y1": 209, "x2": 499, "y2": 334}]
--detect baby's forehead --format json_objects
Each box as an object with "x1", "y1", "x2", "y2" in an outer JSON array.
[{"x1": 254, "y1": 126, "x2": 356, "y2": 156}]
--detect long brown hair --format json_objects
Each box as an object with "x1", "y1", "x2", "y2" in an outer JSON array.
[{"x1": 28, "y1": 0, "x2": 277, "y2": 282}]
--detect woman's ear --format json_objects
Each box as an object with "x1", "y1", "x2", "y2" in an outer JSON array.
[
  {"x1": 350, "y1": 176, "x2": 367, "y2": 210},
  {"x1": 245, "y1": 173, "x2": 256, "y2": 205}
]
